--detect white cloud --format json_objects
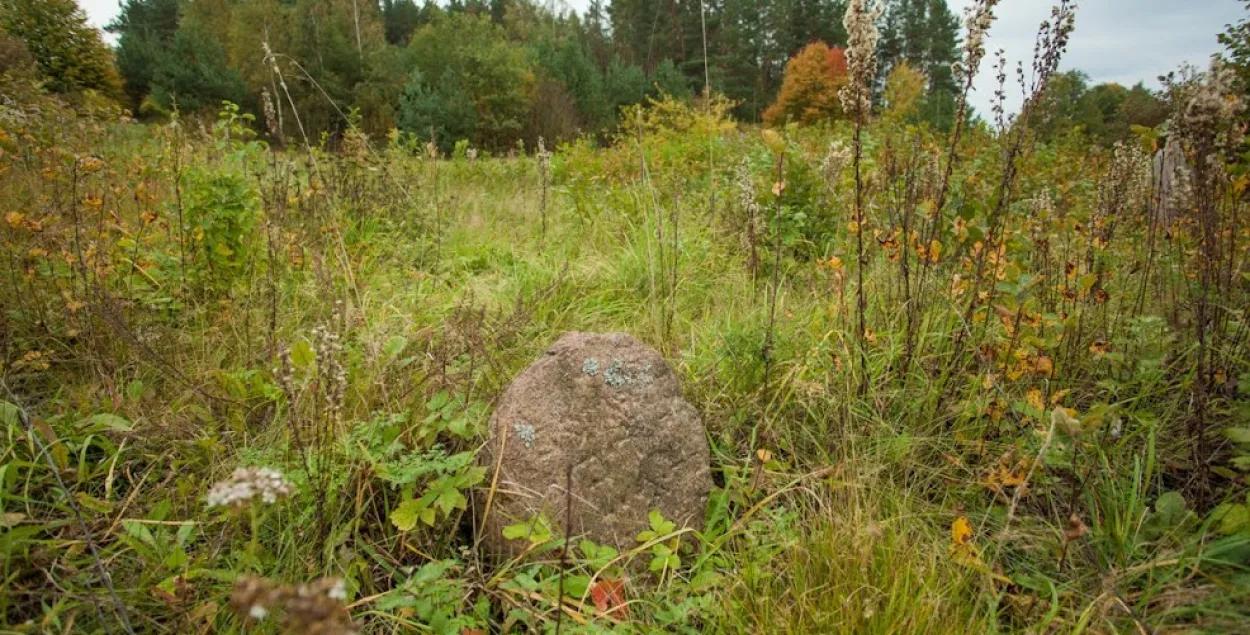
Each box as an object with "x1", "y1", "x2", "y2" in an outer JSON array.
[{"x1": 949, "y1": 0, "x2": 1242, "y2": 115}]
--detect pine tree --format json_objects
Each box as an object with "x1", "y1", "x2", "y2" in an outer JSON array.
[
  {"x1": 877, "y1": 0, "x2": 960, "y2": 128},
  {"x1": 110, "y1": 0, "x2": 182, "y2": 109}
]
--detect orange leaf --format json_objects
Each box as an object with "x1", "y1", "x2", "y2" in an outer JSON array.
[{"x1": 590, "y1": 579, "x2": 628, "y2": 619}]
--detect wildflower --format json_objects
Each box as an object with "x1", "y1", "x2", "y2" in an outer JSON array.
[
  {"x1": 327, "y1": 579, "x2": 347, "y2": 601},
  {"x1": 206, "y1": 467, "x2": 293, "y2": 509},
  {"x1": 840, "y1": 0, "x2": 883, "y2": 117},
  {"x1": 261, "y1": 88, "x2": 280, "y2": 140},
  {"x1": 312, "y1": 320, "x2": 347, "y2": 420}
]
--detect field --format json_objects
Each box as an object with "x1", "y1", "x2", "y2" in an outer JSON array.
[{"x1": 3, "y1": 44, "x2": 1250, "y2": 635}]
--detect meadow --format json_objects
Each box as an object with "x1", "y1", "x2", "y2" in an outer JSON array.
[{"x1": 3, "y1": 10, "x2": 1250, "y2": 634}]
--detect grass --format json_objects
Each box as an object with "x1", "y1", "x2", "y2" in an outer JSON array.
[{"x1": 1, "y1": 78, "x2": 1249, "y2": 634}]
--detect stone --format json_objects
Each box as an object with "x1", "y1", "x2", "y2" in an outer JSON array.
[{"x1": 480, "y1": 332, "x2": 712, "y2": 559}]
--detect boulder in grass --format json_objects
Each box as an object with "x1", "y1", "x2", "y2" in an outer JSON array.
[{"x1": 480, "y1": 332, "x2": 712, "y2": 558}]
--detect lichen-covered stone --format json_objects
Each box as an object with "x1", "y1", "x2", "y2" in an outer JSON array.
[{"x1": 481, "y1": 332, "x2": 712, "y2": 559}]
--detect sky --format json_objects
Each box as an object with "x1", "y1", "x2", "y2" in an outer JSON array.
[{"x1": 77, "y1": 0, "x2": 1246, "y2": 115}]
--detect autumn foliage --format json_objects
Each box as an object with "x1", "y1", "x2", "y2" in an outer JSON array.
[{"x1": 763, "y1": 42, "x2": 849, "y2": 127}]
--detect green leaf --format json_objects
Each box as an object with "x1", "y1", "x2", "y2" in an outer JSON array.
[
  {"x1": 428, "y1": 391, "x2": 451, "y2": 411},
  {"x1": 433, "y1": 487, "x2": 467, "y2": 515},
  {"x1": 1155, "y1": 491, "x2": 1187, "y2": 523},
  {"x1": 1213, "y1": 504, "x2": 1250, "y2": 536},
  {"x1": 391, "y1": 499, "x2": 423, "y2": 531},
  {"x1": 649, "y1": 510, "x2": 675, "y2": 535},
  {"x1": 290, "y1": 340, "x2": 315, "y2": 369},
  {"x1": 1223, "y1": 428, "x2": 1250, "y2": 445},
  {"x1": 502, "y1": 517, "x2": 552, "y2": 545},
  {"x1": 125, "y1": 380, "x2": 145, "y2": 402},
  {"x1": 123, "y1": 520, "x2": 156, "y2": 546},
  {"x1": 0, "y1": 401, "x2": 21, "y2": 428},
  {"x1": 82, "y1": 413, "x2": 133, "y2": 432},
  {"x1": 383, "y1": 335, "x2": 408, "y2": 360},
  {"x1": 649, "y1": 555, "x2": 668, "y2": 572}
]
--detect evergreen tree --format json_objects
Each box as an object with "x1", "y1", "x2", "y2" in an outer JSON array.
[
  {"x1": 877, "y1": 0, "x2": 960, "y2": 129},
  {"x1": 381, "y1": 0, "x2": 423, "y2": 45}
]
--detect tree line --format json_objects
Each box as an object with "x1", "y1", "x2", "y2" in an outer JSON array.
[{"x1": 1, "y1": 0, "x2": 1173, "y2": 151}]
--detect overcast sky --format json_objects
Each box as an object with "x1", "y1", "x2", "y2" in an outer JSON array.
[{"x1": 79, "y1": 0, "x2": 1245, "y2": 114}]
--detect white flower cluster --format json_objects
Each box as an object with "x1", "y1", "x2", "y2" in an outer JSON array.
[
  {"x1": 840, "y1": 0, "x2": 883, "y2": 117},
  {"x1": 1178, "y1": 60, "x2": 1245, "y2": 159},
  {"x1": 954, "y1": 0, "x2": 1000, "y2": 86},
  {"x1": 206, "y1": 467, "x2": 293, "y2": 509}
]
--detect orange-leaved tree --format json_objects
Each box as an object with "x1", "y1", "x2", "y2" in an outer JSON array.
[{"x1": 763, "y1": 42, "x2": 848, "y2": 127}]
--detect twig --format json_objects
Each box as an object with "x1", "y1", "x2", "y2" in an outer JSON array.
[{"x1": 555, "y1": 463, "x2": 573, "y2": 635}]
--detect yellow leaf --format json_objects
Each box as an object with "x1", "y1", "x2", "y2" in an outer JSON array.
[
  {"x1": 951, "y1": 516, "x2": 973, "y2": 546},
  {"x1": 1033, "y1": 356, "x2": 1054, "y2": 376},
  {"x1": 1027, "y1": 388, "x2": 1045, "y2": 412}
]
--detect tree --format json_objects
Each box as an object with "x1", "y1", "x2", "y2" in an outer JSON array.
[
  {"x1": 877, "y1": 0, "x2": 960, "y2": 128},
  {"x1": 1033, "y1": 71, "x2": 1168, "y2": 144},
  {"x1": 0, "y1": 0, "x2": 122, "y2": 97},
  {"x1": 401, "y1": 12, "x2": 533, "y2": 150},
  {"x1": 535, "y1": 36, "x2": 610, "y2": 129},
  {"x1": 109, "y1": 0, "x2": 180, "y2": 109},
  {"x1": 381, "y1": 0, "x2": 424, "y2": 45},
  {"x1": 883, "y1": 61, "x2": 925, "y2": 123},
  {"x1": 1220, "y1": 0, "x2": 1250, "y2": 94},
  {"x1": 0, "y1": 28, "x2": 35, "y2": 78},
  {"x1": 762, "y1": 41, "x2": 848, "y2": 127},
  {"x1": 147, "y1": 23, "x2": 248, "y2": 113},
  {"x1": 648, "y1": 58, "x2": 691, "y2": 100}
]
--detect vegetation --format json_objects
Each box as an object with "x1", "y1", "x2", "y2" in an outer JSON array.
[{"x1": 2, "y1": 0, "x2": 1249, "y2": 634}]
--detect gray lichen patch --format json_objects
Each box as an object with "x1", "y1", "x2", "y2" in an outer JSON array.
[
  {"x1": 512, "y1": 422, "x2": 536, "y2": 448},
  {"x1": 582, "y1": 357, "x2": 600, "y2": 376},
  {"x1": 602, "y1": 358, "x2": 654, "y2": 389}
]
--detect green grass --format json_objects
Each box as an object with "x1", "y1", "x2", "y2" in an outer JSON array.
[{"x1": 1, "y1": 95, "x2": 1249, "y2": 634}]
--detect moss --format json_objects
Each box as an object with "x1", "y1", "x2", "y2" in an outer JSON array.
[
  {"x1": 512, "y1": 422, "x2": 536, "y2": 448},
  {"x1": 602, "y1": 359, "x2": 654, "y2": 388},
  {"x1": 582, "y1": 357, "x2": 600, "y2": 376}
]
